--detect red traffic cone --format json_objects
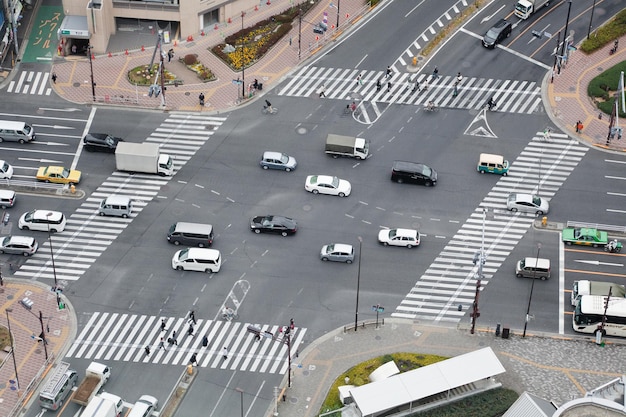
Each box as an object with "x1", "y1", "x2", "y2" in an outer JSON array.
[
  {"x1": 141, "y1": 45, "x2": 145, "y2": 52},
  {"x1": 266, "y1": 0, "x2": 271, "y2": 4},
  {"x1": 228, "y1": 17, "x2": 232, "y2": 24},
  {"x1": 91, "y1": 53, "x2": 95, "y2": 60},
  {"x1": 214, "y1": 24, "x2": 218, "y2": 30},
  {"x1": 125, "y1": 49, "x2": 129, "y2": 55},
  {"x1": 108, "y1": 51, "x2": 112, "y2": 57},
  {"x1": 254, "y1": 5, "x2": 258, "y2": 11},
  {"x1": 201, "y1": 30, "x2": 205, "y2": 36},
  {"x1": 187, "y1": 35, "x2": 193, "y2": 42}
]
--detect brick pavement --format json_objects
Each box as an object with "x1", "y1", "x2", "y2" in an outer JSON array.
[
  {"x1": 546, "y1": 34, "x2": 626, "y2": 152},
  {"x1": 0, "y1": 279, "x2": 74, "y2": 417},
  {"x1": 50, "y1": 0, "x2": 370, "y2": 113}
]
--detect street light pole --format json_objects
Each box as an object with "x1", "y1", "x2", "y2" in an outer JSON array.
[
  {"x1": 336, "y1": 0, "x2": 341, "y2": 29},
  {"x1": 235, "y1": 387, "x2": 244, "y2": 417},
  {"x1": 522, "y1": 243, "x2": 542, "y2": 338},
  {"x1": 558, "y1": 0, "x2": 572, "y2": 75},
  {"x1": 298, "y1": 8, "x2": 302, "y2": 60},
  {"x1": 5, "y1": 308, "x2": 20, "y2": 391},
  {"x1": 87, "y1": 45, "x2": 96, "y2": 100},
  {"x1": 240, "y1": 11, "x2": 246, "y2": 98},
  {"x1": 587, "y1": 0, "x2": 597, "y2": 40},
  {"x1": 354, "y1": 236, "x2": 363, "y2": 331},
  {"x1": 46, "y1": 212, "x2": 58, "y2": 293}
]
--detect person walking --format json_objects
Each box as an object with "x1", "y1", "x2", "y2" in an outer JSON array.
[
  {"x1": 222, "y1": 347, "x2": 229, "y2": 360},
  {"x1": 167, "y1": 49, "x2": 174, "y2": 62},
  {"x1": 158, "y1": 337, "x2": 166, "y2": 350},
  {"x1": 576, "y1": 120, "x2": 583, "y2": 133},
  {"x1": 189, "y1": 310, "x2": 196, "y2": 324},
  {"x1": 160, "y1": 318, "x2": 166, "y2": 331},
  {"x1": 356, "y1": 73, "x2": 362, "y2": 86},
  {"x1": 202, "y1": 335, "x2": 208, "y2": 347},
  {"x1": 144, "y1": 346, "x2": 151, "y2": 356},
  {"x1": 51, "y1": 72, "x2": 57, "y2": 84},
  {"x1": 376, "y1": 79, "x2": 382, "y2": 92},
  {"x1": 190, "y1": 353, "x2": 198, "y2": 366},
  {"x1": 386, "y1": 66, "x2": 392, "y2": 78},
  {"x1": 387, "y1": 81, "x2": 392, "y2": 92},
  {"x1": 187, "y1": 323, "x2": 194, "y2": 336},
  {"x1": 319, "y1": 84, "x2": 326, "y2": 98},
  {"x1": 172, "y1": 330, "x2": 177, "y2": 339},
  {"x1": 290, "y1": 318, "x2": 295, "y2": 330},
  {"x1": 431, "y1": 66, "x2": 439, "y2": 80},
  {"x1": 412, "y1": 78, "x2": 420, "y2": 93}
]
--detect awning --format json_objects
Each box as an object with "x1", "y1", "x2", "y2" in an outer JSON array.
[{"x1": 57, "y1": 15, "x2": 89, "y2": 40}]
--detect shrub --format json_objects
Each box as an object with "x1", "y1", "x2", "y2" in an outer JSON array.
[
  {"x1": 580, "y1": 9, "x2": 626, "y2": 53},
  {"x1": 184, "y1": 54, "x2": 198, "y2": 65},
  {"x1": 587, "y1": 61, "x2": 626, "y2": 117}
]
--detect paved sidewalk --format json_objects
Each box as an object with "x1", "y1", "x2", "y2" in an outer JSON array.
[
  {"x1": 0, "y1": 278, "x2": 75, "y2": 417},
  {"x1": 269, "y1": 320, "x2": 626, "y2": 417},
  {"x1": 49, "y1": 0, "x2": 369, "y2": 113},
  {"x1": 546, "y1": 34, "x2": 626, "y2": 152}
]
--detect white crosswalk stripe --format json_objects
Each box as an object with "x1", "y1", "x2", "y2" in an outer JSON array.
[
  {"x1": 66, "y1": 312, "x2": 305, "y2": 373},
  {"x1": 13, "y1": 113, "x2": 227, "y2": 282},
  {"x1": 7, "y1": 71, "x2": 53, "y2": 95},
  {"x1": 393, "y1": 133, "x2": 588, "y2": 323},
  {"x1": 280, "y1": 67, "x2": 542, "y2": 116}
]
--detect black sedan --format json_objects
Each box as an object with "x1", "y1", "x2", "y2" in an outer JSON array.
[
  {"x1": 250, "y1": 215, "x2": 297, "y2": 236},
  {"x1": 83, "y1": 133, "x2": 123, "y2": 153}
]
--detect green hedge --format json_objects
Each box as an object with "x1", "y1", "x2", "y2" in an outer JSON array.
[
  {"x1": 580, "y1": 9, "x2": 626, "y2": 53},
  {"x1": 587, "y1": 61, "x2": 626, "y2": 117},
  {"x1": 410, "y1": 388, "x2": 519, "y2": 417}
]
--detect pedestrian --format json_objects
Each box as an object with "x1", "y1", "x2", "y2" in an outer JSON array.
[
  {"x1": 51, "y1": 72, "x2": 57, "y2": 84},
  {"x1": 319, "y1": 84, "x2": 326, "y2": 98},
  {"x1": 290, "y1": 318, "x2": 295, "y2": 330},
  {"x1": 167, "y1": 48, "x2": 174, "y2": 62},
  {"x1": 615, "y1": 39, "x2": 619, "y2": 52},
  {"x1": 160, "y1": 318, "x2": 166, "y2": 331},
  {"x1": 422, "y1": 79, "x2": 429, "y2": 91},
  {"x1": 376, "y1": 79, "x2": 382, "y2": 92},
  {"x1": 173, "y1": 337, "x2": 178, "y2": 346},
  {"x1": 222, "y1": 347, "x2": 229, "y2": 360},
  {"x1": 412, "y1": 78, "x2": 420, "y2": 92},
  {"x1": 387, "y1": 81, "x2": 392, "y2": 92},
  {"x1": 71, "y1": 44, "x2": 77, "y2": 54},
  {"x1": 188, "y1": 310, "x2": 196, "y2": 324},
  {"x1": 144, "y1": 346, "x2": 151, "y2": 356},
  {"x1": 432, "y1": 66, "x2": 439, "y2": 80},
  {"x1": 456, "y1": 72, "x2": 463, "y2": 85},
  {"x1": 158, "y1": 337, "x2": 166, "y2": 350},
  {"x1": 190, "y1": 353, "x2": 198, "y2": 366},
  {"x1": 386, "y1": 65, "x2": 392, "y2": 78},
  {"x1": 356, "y1": 73, "x2": 362, "y2": 86},
  {"x1": 167, "y1": 337, "x2": 174, "y2": 346},
  {"x1": 172, "y1": 330, "x2": 177, "y2": 339},
  {"x1": 576, "y1": 120, "x2": 583, "y2": 133},
  {"x1": 0, "y1": 270, "x2": 3, "y2": 286},
  {"x1": 202, "y1": 335, "x2": 208, "y2": 347},
  {"x1": 187, "y1": 323, "x2": 194, "y2": 336}
]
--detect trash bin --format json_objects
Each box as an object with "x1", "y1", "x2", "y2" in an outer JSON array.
[
  {"x1": 502, "y1": 327, "x2": 510, "y2": 339},
  {"x1": 258, "y1": 83, "x2": 263, "y2": 91}
]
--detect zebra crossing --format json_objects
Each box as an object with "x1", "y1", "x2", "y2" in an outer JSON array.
[
  {"x1": 280, "y1": 66, "x2": 542, "y2": 116},
  {"x1": 14, "y1": 113, "x2": 227, "y2": 282},
  {"x1": 66, "y1": 312, "x2": 306, "y2": 373},
  {"x1": 7, "y1": 71, "x2": 53, "y2": 95},
  {"x1": 393, "y1": 132, "x2": 588, "y2": 323}
]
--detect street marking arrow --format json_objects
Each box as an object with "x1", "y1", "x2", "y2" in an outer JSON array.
[
  {"x1": 574, "y1": 260, "x2": 624, "y2": 267},
  {"x1": 32, "y1": 124, "x2": 76, "y2": 130},
  {"x1": 480, "y1": 5, "x2": 506, "y2": 24},
  {"x1": 18, "y1": 158, "x2": 63, "y2": 163},
  {"x1": 38, "y1": 108, "x2": 82, "y2": 112}
]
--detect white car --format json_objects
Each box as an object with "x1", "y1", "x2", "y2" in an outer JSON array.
[
  {"x1": 506, "y1": 193, "x2": 549, "y2": 215},
  {"x1": 127, "y1": 395, "x2": 158, "y2": 417},
  {"x1": 378, "y1": 228, "x2": 420, "y2": 248},
  {"x1": 305, "y1": 175, "x2": 351, "y2": 197},
  {"x1": 0, "y1": 160, "x2": 13, "y2": 179},
  {"x1": 18, "y1": 210, "x2": 66, "y2": 232}
]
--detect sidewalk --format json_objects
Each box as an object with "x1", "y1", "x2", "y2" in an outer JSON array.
[
  {"x1": 269, "y1": 320, "x2": 626, "y2": 417},
  {"x1": 546, "y1": 34, "x2": 626, "y2": 152},
  {"x1": 0, "y1": 278, "x2": 75, "y2": 417},
  {"x1": 49, "y1": 0, "x2": 370, "y2": 113}
]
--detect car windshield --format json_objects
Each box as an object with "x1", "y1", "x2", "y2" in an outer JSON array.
[
  {"x1": 485, "y1": 29, "x2": 498, "y2": 39},
  {"x1": 331, "y1": 176, "x2": 339, "y2": 187},
  {"x1": 327, "y1": 244, "x2": 335, "y2": 252},
  {"x1": 388, "y1": 230, "x2": 397, "y2": 238},
  {"x1": 24, "y1": 210, "x2": 35, "y2": 222},
  {"x1": 61, "y1": 168, "x2": 70, "y2": 177},
  {"x1": 421, "y1": 166, "x2": 432, "y2": 176},
  {"x1": 23, "y1": 124, "x2": 32, "y2": 134},
  {"x1": 104, "y1": 136, "x2": 115, "y2": 146},
  {"x1": 279, "y1": 154, "x2": 289, "y2": 164},
  {"x1": 178, "y1": 248, "x2": 190, "y2": 261},
  {"x1": 1, "y1": 236, "x2": 8, "y2": 246},
  {"x1": 532, "y1": 196, "x2": 541, "y2": 206}
]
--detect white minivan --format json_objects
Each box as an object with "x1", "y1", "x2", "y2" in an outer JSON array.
[
  {"x1": 172, "y1": 248, "x2": 221, "y2": 273},
  {"x1": 18, "y1": 210, "x2": 66, "y2": 232}
]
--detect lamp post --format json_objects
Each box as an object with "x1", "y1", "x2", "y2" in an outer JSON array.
[
  {"x1": 558, "y1": 0, "x2": 572, "y2": 75},
  {"x1": 235, "y1": 387, "x2": 244, "y2": 417},
  {"x1": 46, "y1": 212, "x2": 59, "y2": 293},
  {"x1": 5, "y1": 308, "x2": 20, "y2": 391},
  {"x1": 298, "y1": 8, "x2": 302, "y2": 60},
  {"x1": 240, "y1": 11, "x2": 246, "y2": 98},
  {"x1": 336, "y1": 0, "x2": 341, "y2": 29},
  {"x1": 354, "y1": 236, "x2": 362, "y2": 331},
  {"x1": 87, "y1": 45, "x2": 96, "y2": 100},
  {"x1": 522, "y1": 243, "x2": 542, "y2": 338},
  {"x1": 587, "y1": 0, "x2": 597, "y2": 39}
]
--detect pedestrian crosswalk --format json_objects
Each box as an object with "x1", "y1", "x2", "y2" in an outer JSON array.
[
  {"x1": 14, "y1": 113, "x2": 227, "y2": 282},
  {"x1": 7, "y1": 71, "x2": 53, "y2": 95},
  {"x1": 393, "y1": 133, "x2": 588, "y2": 323},
  {"x1": 279, "y1": 66, "x2": 542, "y2": 116},
  {"x1": 66, "y1": 312, "x2": 306, "y2": 373}
]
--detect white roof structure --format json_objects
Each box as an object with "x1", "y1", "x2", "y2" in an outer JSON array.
[{"x1": 350, "y1": 347, "x2": 505, "y2": 417}]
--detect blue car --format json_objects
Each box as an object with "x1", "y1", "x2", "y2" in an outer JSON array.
[{"x1": 260, "y1": 151, "x2": 297, "y2": 171}]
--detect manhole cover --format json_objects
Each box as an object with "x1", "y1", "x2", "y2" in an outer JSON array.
[
  {"x1": 302, "y1": 370, "x2": 310, "y2": 376},
  {"x1": 303, "y1": 204, "x2": 312, "y2": 212},
  {"x1": 375, "y1": 335, "x2": 381, "y2": 340},
  {"x1": 296, "y1": 126, "x2": 307, "y2": 135},
  {"x1": 289, "y1": 396, "x2": 298, "y2": 404},
  {"x1": 73, "y1": 82, "x2": 81, "y2": 88}
]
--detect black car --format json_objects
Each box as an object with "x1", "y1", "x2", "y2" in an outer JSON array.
[
  {"x1": 250, "y1": 215, "x2": 297, "y2": 236},
  {"x1": 482, "y1": 19, "x2": 512, "y2": 48},
  {"x1": 391, "y1": 161, "x2": 437, "y2": 186},
  {"x1": 83, "y1": 133, "x2": 123, "y2": 153}
]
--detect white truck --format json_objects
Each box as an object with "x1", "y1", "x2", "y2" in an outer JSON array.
[
  {"x1": 571, "y1": 280, "x2": 626, "y2": 307},
  {"x1": 115, "y1": 142, "x2": 174, "y2": 176},
  {"x1": 514, "y1": 0, "x2": 550, "y2": 19},
  {"x1": 71, "y1": 362, "x2": 112, "y2": 406},
  {"x1": 81, "y1": 393, "x2": 124, "y2": 417},
  {"x1": 325, "y1": 134, "x2": 370, "y2": 160}
]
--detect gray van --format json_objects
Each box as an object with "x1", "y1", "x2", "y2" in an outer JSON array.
[
  {"x1": 39, "y1": 362, "x2": 77, "y2": 410},
  {"x1": 99, "y1": 195, "x2": 133, "y2": 218},
  {"x1": 167, "y1": 222, "x2": 214, "y2": 247},
  {"x1": 0, "y1": 121, "x2": 36, "y2": 143},
  {"x1": 515, "y1": 257, "x2": 551, "y2": 280}
]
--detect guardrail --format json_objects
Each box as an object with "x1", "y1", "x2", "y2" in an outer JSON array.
[
  {"x1": 566, "y1": 221, "x2": 626, "y2": 234},
  {"x1": 343, "y1": 318, "x2": 385, "y2": 333}
]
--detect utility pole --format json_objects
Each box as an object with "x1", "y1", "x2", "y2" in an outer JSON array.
[{"x1": 470, "y1": 208, "x2": 486, "y2": 334}]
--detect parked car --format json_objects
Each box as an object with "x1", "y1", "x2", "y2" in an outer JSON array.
[
  {"x1": 260, "y1": 151, "x2": 297, "y2": 171},
  {"x1": 36, "y1": 166, "x2": 81, "y2": 184},
  {"x1": 250, "y1": 215, "x2": 297, "y2": 236},
  {"x1": 378, "y1": 228, "x2": 420, "y2": 248},
  {"x1": 562, "y1": 227, "x2": 609, "y2": 247},
  {"x1": 506, "y1": 193, "x2": 549, "y2": 215},
  {"x1": 305, "y1": 175, "x2": 351, "y2": 197},
  {"x1": 0, "y1": 235, "x2": 38, "y2": 256},
  {"x1": 127, "y1": 395, "x2": 158, "y2": 417},
  {"x1": 83, "y1": 133, "x2": 123, "y2": 153},
  {"x1": 0, "y1": 160, "x2": 13, "y2": 179},
  {"x1": 320, "y1": 243, "x2": 355, "y2": 263}
]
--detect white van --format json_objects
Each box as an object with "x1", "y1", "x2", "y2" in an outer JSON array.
[
  {"x1": 99, "y1": 195, "x2": 133, "y2": 218},
  {"x1": 0, "y1": 190, "x2": 16, "y2": 208},
  {"x1": 18, "y1": 209, "x2": 66, "y2": 232},
  {"x1": 477, "y1": 153, "x2": 509, "y2": 175},
  {"x1": 0, "y1": 121, "x2": 35, "y2": 143},
  {"x1": 39, "y1": 362, "x2": 77, "y2": 410},
  {"x1": 515, "y1": 257, "x2": 551, "y2": 280},
  {"x1": 172, "y1": 248, "x2": 221, "y2": 273}
]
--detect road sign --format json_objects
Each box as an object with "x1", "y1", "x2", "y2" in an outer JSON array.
[{"x1": 372, "y1": 305, "x2": 384, "y2": 313}]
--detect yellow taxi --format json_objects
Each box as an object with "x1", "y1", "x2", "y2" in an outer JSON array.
[{"x1": 36, "y1": 166, "x2": 82, "y2": 184}]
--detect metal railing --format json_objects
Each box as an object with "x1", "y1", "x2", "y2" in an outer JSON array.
[{"x1": 566, "y1": 221, "x2": 626, "y2": 234}]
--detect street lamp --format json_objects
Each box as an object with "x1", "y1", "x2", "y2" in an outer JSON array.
[
  {"x1": 235, "y1": 387, "x2": 244, "y2": 417},
  {"x1": 46, "y1": 212, "x2": 59, "y2": 293},
  {"x1": 5, "y1": 308, "x2": 20, "y2": 391},
  {"x1": 87, "y1": 45, "x2": 96, "y2": 100},
  {"x1": 587, "y1": 0, "x2": 597, "y2": 40},
  {"x1": 336, "y1": 0, "x2": 341, "y2": 29},
  {"x1": 240, "y1": 11, "x2": 246, "y2": 98},
  {"x1": 558, "y1": 0, "x2": 572, "y2": 75},
  {"x1": 354, "y1": 236, "x2": 362, "y2": 331},
  {"x1": 522, "y1": 243, "x2": 542, "y2": 338}
]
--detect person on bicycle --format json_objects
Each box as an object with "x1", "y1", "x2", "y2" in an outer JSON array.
[
  {"x1": 222, "y1": 306, "x2": 234, "y2": 320},
  {"x1": 427, "y1": 101, "x2": 435, "y2": 111},
  {"x1": 487, "y1": 97, "x2": 496, "y2": 110},
  {"x1": 265, "y1": 99, "x2": 273, "y2": 113},
  {"x1": 350, "y1": 101, "x2": 357, "y2": 112}
]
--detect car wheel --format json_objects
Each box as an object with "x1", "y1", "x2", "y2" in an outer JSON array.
[
  {"x1": 23, "y1": 252, "x2": 30, "y2": 257},
  {"x1": 254, "y1": 229, "x2": 261, "y2": 234},
  {"x1": 312, "y1": 189, "x2": 319, "y2": 194},
  {"x1": 503, "y1": 172, "x2": 508, "y2": 176},
  {"x1": 565, "y1": 241, "x2": 572, "y2": 245},
  {"x1": 205, "y1": 269, "x2": 212, "y2": 273},
  {"x1": 285, "y1": 168, "x2": 292, "y2": 172},
  {"x1": 19, "y1": 139, "x2": 25, "y2": 144},
  {"x1": 536, "y1": 211, "x2": 544, "y2": 215},
  {"x1": 510, "y1": 208, "x2": 518, "y2": 212},
  {"x1": 338, "y1": 192, "x2": 345, "y2": 197},
  {"x1": 0, "y1": 137, "x2": 3, "y2": 142},
  {"x1": 321, "y1": 257, "x2": 329, "y2": 262},
  {"x1": 45, "y1": 179, "x2": 50, "y2": 183},
  {"x1": 122, "y1": 214, "x2": 128, "y2": 218},
  {"x1": 176, "y1": 266, "x2": 184, "y2": 271},
  {"x1": 281, "y1": 231, "x2": 288, "y2": 237},
  {"x1": 396, "y1": 178, "x2": 403, "y2": 184},
  {"x1": 383, "y1": 242, "x2": 389, "y2": 246},
  {"x1": 516, "y1": 273, "x2": 524, "y2": 278},
  {"x1": 198, "y1": 243, "x2": 205, "y2": 248},
  {"x1": 99, "y1": 212, "x2": 105, "y2": 216},
  {"x1": 51, "y1": 228, "x2": 58, "y2": 233},
  {"x1": 21, "y1": 226, "x2": 28, "y2": 230},
  {"x1": 406, "y1": 244, "x2": 413, "y2": 249},
  {"x1": 0, "y1": 250, "x2": 3, "y2": 254},
  {"x1": 262, "y1": 165, "x2": 268, "y2": 170},
  {"x1": 479, "y1": 170, "x2": 485, "y2": 174},
  {"x1": 346, "y1": 259, "x2": 353, "y2": 264},
  {"x1": 593, "y1": 244, "x2": 599, "y2": 248},
  {"x1": 424, "y1": 181, "x2": 432, "y2": 187},
  {"x1": 174, "y1": 241, "x2": 180, "y2": 245},
  {"x1": 540, "y1": 276, "x2": 547, "y2": 281}
]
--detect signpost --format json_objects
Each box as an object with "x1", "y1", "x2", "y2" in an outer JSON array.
[{"x1": 372, "y1": 304, "x2": 384, "y2": 328}]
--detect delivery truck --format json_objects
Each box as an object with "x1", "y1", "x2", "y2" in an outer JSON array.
[
  {"x1": 71, "y1": 362, "x2": 112, "y2": 406},
  {"x1": 115, "y1": 142, "x2": 174, "y2": 176},
  {"x1": 325, "y1": 134, "x2": 370, "y2": 160},
  {"x1": 81, "y1": 393, "x2": 124, "y2": 417},
  {"x1": 514, "y1": 0, "x2": 550, "y2": 20},
  {"x1": 571, "y1": 280, "x2": 626, "y2": 307}
]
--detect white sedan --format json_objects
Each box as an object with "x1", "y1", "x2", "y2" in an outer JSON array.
[{"x1": 305, "y1": 175, "x2": 351, "y2": 197}]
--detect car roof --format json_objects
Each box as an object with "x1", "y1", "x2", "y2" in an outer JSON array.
[
  {"x1": 4, "y1": 236, "x2": 35, "y2": 245},
  {"x1": 511, "y1": 193, "x2": 534, "y2": 203},
  {"x1": 102, "y1": 195, "x2": 132, "y2": 204},
  {"x1": 393, "y1": 228, "x2": 419, "y2": 237},
  {"x1": 263, "y1": 151, "x2": 284, "y2": 159},
  {"x1": 492, "y1": 19, "x2": 510, "y2": 29},
  {"x1": 392, "y1": 161, "x2": 425, "y2": 171},
  {"x1": 311, "y1": 175, "x2": 334, "y2": 183},
  {"x1": 43, "y1": 166, "x2": 66, "y2": 174},
  {"x1": 31, "y1": 210, "x2": 63, "y2": 221},
  {"x1": 331, "y1": 243, "x2": 353, "y2": 252}
]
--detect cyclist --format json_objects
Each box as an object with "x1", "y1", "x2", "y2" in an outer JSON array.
[
  {"x1": 222, "y1": 306, "x2": 234, "y2": 320},
  {"x1": 265, "y1": 100, "x2": 274, "y2": 113},
  {"x1": 427, "y1": 101, "x2": 435, "y2": 111},
  {"x1": 487, "y1": 97, "x2": 496, "y2": 111}
]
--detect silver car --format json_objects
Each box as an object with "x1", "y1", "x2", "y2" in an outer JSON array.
[
  {"x1": 506, "y1": 193, "x2": 549, "y2": 215},
  {"x1": 260, "y1": 151, "x2": 297, "y2": 171},
  {"x1": 0, "y1": 235, "x2": 38, "y2": 256},
  {"x1": 320, "y1": 243, "x2": 355, "y2": 263}
]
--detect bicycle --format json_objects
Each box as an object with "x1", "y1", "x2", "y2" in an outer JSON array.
[
  {"x1": 424, "y1": 102, "x2": 439, "y2": 112},
  {"x1": 221, "y1": 308, "x2": 239, "y2": 321},
  {"x1": 262, "y1": 105, "x2": 278, "y2": 115}
]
